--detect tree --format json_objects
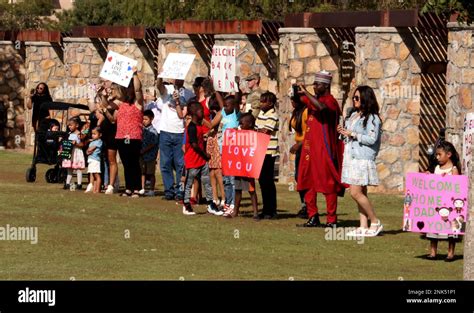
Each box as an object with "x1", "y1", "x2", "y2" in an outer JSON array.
[
  {"x1": 0, "y1": 0, "x2": 54, "y2": 31},
  {"x1": 421, "y1": 0, "x2": 474, "y2": 24}
]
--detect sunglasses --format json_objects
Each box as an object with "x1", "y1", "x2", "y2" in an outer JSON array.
[{"x1": 352, "y1": 96, "x2": 360, "y2": 101}]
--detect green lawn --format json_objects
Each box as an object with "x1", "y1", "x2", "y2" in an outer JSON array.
[{"x1": 0, "y1": 150, "x2": 464, "y2": 280}]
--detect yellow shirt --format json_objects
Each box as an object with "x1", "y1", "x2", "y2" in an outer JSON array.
[{"x1": 290, "y1": 108, "x2": 308, "y2": 143}]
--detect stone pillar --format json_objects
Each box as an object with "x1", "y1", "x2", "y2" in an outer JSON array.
[
  {"x1": 157, "y1": 34, "x2": 209, "y2": 89},
  {"x1": 108, "y1": 38, "x2": 156, "y2": 94},
  {"x1": 59, "y1": 38, "x2": 104, "y2": 107},
  {"x1": 446, "y1": 23, "x2": 474, "y2": 155},
  {"x1": 355, "y1": 27, "x2": 421, "y2": 193},
  {"x1": 0, "y1": 41, "x2": 26, "y2": 149},
  {"x1": 25, "y1": 41, "x2": 63, "y2": 147},
  {"x1": 214, "y1": 34, "x2": 278, "y2": 93},
  {"x1": 278, "y1": 28, "x2": 341, "y2": 185}
]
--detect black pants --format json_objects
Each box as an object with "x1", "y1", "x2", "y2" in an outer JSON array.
[
  {"x1": 117, "y1": 139, "x2": 142, "y2": 191},
  {"x1": 258, "y1": 155, "x2": 277, "y2": 215}
]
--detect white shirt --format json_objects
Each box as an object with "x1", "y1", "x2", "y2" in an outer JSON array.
[
  {"x1": 145, "y1": 99, "x2": 163, "y2": 134},
  {"x1": 159, "y1": 86, "x2": 185, "y2": 134}
]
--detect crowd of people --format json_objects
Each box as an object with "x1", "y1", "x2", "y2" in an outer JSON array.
[{"x1": 27, "y1": 67, "x2": 463, "y2": 249}]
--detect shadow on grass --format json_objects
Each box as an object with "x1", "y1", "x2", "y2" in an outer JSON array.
[
  {"x1": 415, "y1": 254, "x2": 464, "y2": 262},
  {"x1": 379, "y1": 229, "x2": 406, "y2": 236}
]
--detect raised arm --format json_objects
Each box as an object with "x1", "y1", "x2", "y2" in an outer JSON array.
[
  {"x1": 132, "y1": 67, "x2": 144, "y2": 111},
  {"x1": 298, "y1": 83, "x2": 327, "y2": 111},
  {"x1": 215, "y1": 91, "x2": 225, "y2": 109}
]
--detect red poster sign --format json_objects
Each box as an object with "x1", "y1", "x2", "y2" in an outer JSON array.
[{"x1": 221, "y1": 129, "x2": 270, "y2": 178}]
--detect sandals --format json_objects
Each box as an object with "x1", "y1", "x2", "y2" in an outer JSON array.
[
  {"x1": 347, "y1": 227, "x2": 368, "y2": 237},
  {"x1": 365, "y1": 220, "x2": 383, "y2": 237}
]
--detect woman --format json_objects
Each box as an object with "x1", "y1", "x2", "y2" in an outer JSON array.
[
  {"x1": 100, "y1": 68, "x2": 144, "y2": 197},
  {"x1": 337, "y1": 85, "x2": 383, "y2": 237},
  {"x1": 96, "y1": 82, "x2": 119, "y2": 194},
  {"x1": 289, "y1": 88, "x2": 308, "y2": 218},
  {"x1": 26, "y1": 82, "x2": 53, "y2": 131}
]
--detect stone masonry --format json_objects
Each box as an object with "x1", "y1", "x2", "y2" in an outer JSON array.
[
  {"x1": 446, "y1": 23, "x2": 474, "y2": 157},
  {"x1": 0, "y1": 41, "x2": 26, "y2": 149},
  {"x1": 355, "y1": 27, "x2": 421, "y2": 193}
]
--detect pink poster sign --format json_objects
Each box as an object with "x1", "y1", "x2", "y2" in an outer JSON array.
[{"x1": 403, "y1": 172, "x2": 469, "y2": 235}]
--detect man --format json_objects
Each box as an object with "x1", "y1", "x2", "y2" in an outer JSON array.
[
  {"x1": 156, "y1": 77, "x2": 187, "y2": 201},
  {"x1": 297, "y1": 71, "x2": 345, "y2": 228},
  {"x1": 245, "y1": 73, "x2": 262, "y2": 119}
]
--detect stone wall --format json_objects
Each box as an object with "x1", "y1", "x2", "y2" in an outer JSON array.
[
  {"x1": 60, "y1": 38, "x2": 104, "y2": 105},
  {"x1": 446, "y1": 23, "x2": 474, "y2": 156},
  {"x1": 0, "y1": 41, "x2": 26, "y2": 149},
  {"x1": 278, "y1": 28, "x2": 342, "y2": 184},
  {"x1": 355, "y1": 27, "x2": 421, "y2": 193}
]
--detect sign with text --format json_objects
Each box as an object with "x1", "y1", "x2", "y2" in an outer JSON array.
[
  {"x1": 403, "y1": 172, "x2": 468, "y2": 235},
  {"x1": 210, "y1": 46, "x2": 238, "y2": 92},
  {"x1": 99, "y1": 51, "x2": 138, "y2": 87},
  {"x1": 221, "y1": 129, "x2": 270, "y2": 178},
  {"x1": 158, "y1": 53, "x2": 195, "y2": 80},
  {"x1": 463, "y1": 112, "x2": 474, "y2": 175}
]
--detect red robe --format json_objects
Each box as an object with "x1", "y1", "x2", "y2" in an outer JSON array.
[{"x1": 297, "y1": 94, "x2": 344, "y2": 194}]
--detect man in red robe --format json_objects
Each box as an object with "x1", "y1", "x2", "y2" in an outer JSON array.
[{"x1": 297, "y1": 71, "x2": 345, "y2": 227}]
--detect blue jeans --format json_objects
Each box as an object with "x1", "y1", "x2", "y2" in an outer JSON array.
[
  {"x1": 223, "y1": 175, "x2": 235, "y2": 205},
  {"x1": 159, "y1": 131, "x2": 184, "y2": 198}
]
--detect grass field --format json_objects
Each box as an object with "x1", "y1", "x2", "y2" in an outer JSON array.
[{"x1": 0, "y1": 150, "x2": 464, "y2": 280}]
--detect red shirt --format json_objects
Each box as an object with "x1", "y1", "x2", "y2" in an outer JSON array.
[
  {"x1": 200, "y1": 98, "x2": 211, "y2": 132},
  {"x1": 184, "y1": 121, "x2": 207, "y2": 169},
  {"x1": 115, "y1": 103, "x2": 143, "y2": 140}
]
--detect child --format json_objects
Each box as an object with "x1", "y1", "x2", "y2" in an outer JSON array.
[
  {"x1": 62, "y1": 117, "x2": 85, "y2": 190},
  {"x1": 85, "y1": 127, "x2": 103, "y2": 193},
  {"x1": 425, "y1": 141, "x2": 462, "y2": 262},
  {"x1": 224, "y1": 112, "x2": 259, "y2": 219},
  {"x1": 182, "y1": 101, "x2": 222, "y2": 216},
  {"x1": 140, "y1": 110, "x2": 160, "y2": 197},
  {"x1": 207, "y1": 95, "x2": 225, "y2": 208},
  {"x1": 209, "y1": 93, "x2": 241, "y2": 213},
  {"x1": 255, "y1": 92, "x2": 279, "y2": 220}
]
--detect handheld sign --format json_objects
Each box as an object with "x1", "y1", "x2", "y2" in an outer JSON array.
[
  {"x1": 210, "y1": 45, "x2": 238, "y2": 92},
  {"x1": 403, "y1": 172, "x2": 468, "y2": 235},
  {"x1": 158, "y1": 53, "x2": 196, "y2": 80},
  {"x1": 99, "y1": 51, "x2": 138, "y2": 87},
  {"x1": 463, "y1": 112, "x2": 474, "y2": 175},
  {"x1": 222, "y1": 129, "x2": 270, "y2": 178}
]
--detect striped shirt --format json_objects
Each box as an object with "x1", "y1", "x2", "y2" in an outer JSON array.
[{"x1": 256, "y1": 107, "x2": 279, "y2": 156}]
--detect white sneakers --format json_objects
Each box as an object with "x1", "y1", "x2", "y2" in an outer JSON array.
[
  {"x1": 182, "y1": 203, "x2": 196, "y2": 215},
  {"x1": 84, "y1": 183, "x2": 93, "y2": 193},
  {"x1": 105, "y1": 185, "x2": 114, "y2": 194},
  {"x1": 207, "y1": 202, "x2": 224, "y2": 216}
]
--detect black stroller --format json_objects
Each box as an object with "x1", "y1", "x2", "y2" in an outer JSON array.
[{"x1": 25, "y1": 102, "x2": 90, "y2": 183}]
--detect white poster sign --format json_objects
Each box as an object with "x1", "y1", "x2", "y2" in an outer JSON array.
[
  {"x1": 210, "y1": 45, "x2": 238, "y2": 92},
  {"x1": 99, "y1": 51, "x2": 138, "y2": 87},
  {"x1": 158, "y1": 53, "x2": 196, "y2": 80}
]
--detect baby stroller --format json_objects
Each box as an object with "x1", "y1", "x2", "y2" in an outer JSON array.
[{"x1": 25, "y1": 102, "x2": 90, "y2": 183}]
